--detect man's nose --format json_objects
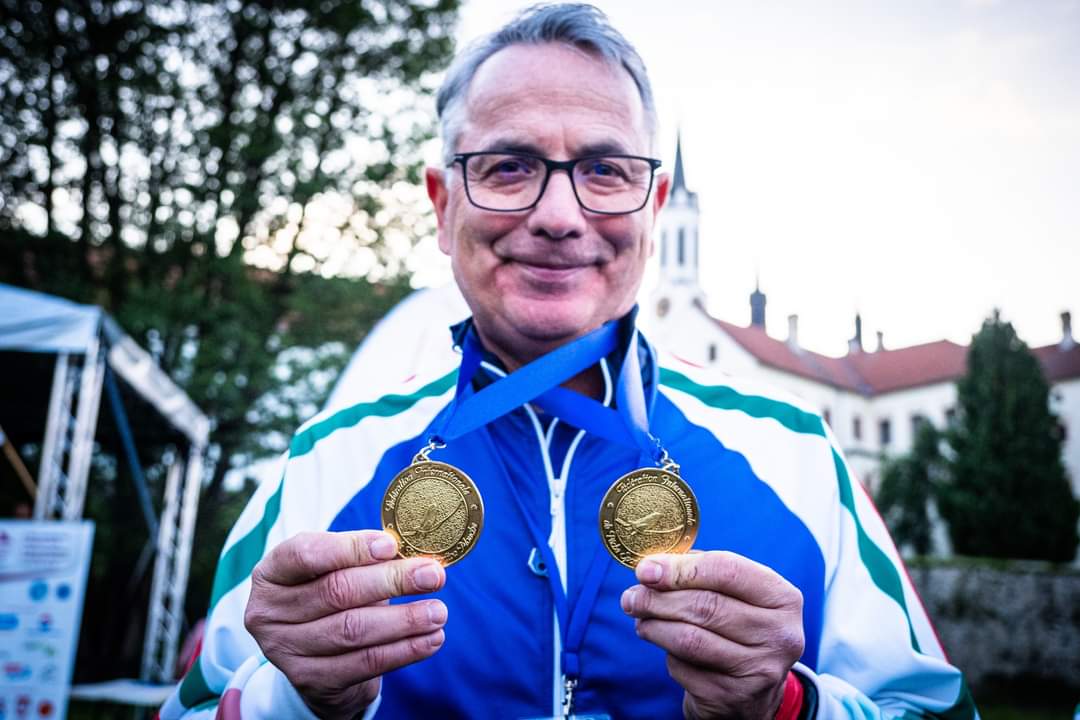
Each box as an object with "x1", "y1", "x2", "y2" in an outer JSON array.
[{"x1": 524, "y1": 169, "x2": 587, "y2": 240}]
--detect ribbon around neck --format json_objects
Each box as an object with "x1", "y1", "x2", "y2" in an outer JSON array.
[
  {"x1": 434, "y1": 317, "x2": 664, "y2": 463},
  {"x1": 430, "y1": 314, "x2": 667, "y2": 689}
]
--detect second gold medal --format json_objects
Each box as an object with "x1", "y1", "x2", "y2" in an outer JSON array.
[{"x1": 598, "y1": 466, "x2": 699, "y2": 569}]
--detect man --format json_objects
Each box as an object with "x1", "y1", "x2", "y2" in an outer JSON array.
[{"x1": 161, "y1": 5, "x2": 976, "y2": 719}]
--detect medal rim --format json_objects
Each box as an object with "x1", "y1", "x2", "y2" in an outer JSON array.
[
  {"x1": 598, "y1": 466, "x2": 700, "y2": 569},
  {"x1": 381, "y1": 459, "x2": 485, "y2": 567}
]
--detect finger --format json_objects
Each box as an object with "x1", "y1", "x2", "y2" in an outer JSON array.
[
  {"x1": 668, "y1": 649, "x2": 792, "y2": 716},
  {"x1": 256, "y1": 531, "x2": 399, "y2": 586},
  {"x1": 621, "y1": 586, "x2": 772, "y2": 645},
  {"x1": 635, "y1": 551, "x2": 799, "y2": 609},
  {"x1": 288, "y1": 629, "x2": 447, "y2": 695},
  {"x1": 273, "y1": 600, "x2": 448, "y2": 657},
  {"x1": 634, "y1": 617, "x2": 749, "y2": 673},
  {"x1": 265, "y1": 557, "x2": 446, "y2": 623},
  {"x1": 665, "y1": 653, "x2": 735, "y2": 700}
]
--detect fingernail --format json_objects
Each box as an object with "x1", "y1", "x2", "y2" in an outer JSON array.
[
  {"x1": 620, "y1": 586, "x2": 639, "y2": 614},
  {"x1": 638, "y1": 559, "x2": 662, "y2": 584},
  {"x1": 370, "y1": 534, "x2": 397, "y2": 561},
  {"x1": 414, "y1": 563, "x2": 442, "y2": 592},
  {"x1": 427, "y1": 601, "x2": 448, "y2": 625},
  {"x1": 428, "y1": 630, "x2": 445, "y2": 649}
]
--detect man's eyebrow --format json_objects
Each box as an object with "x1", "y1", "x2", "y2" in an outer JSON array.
[
  {"x1": 479, "y1": 139, "x2": 545, "y2": 155},
  {"x1": 574, "y1": 141, "x2": 632, "y2": 156}
]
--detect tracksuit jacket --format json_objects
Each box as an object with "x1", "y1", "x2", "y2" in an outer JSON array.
[{"x1": 161, "y1": 317, "x2": 977, "y2": 719}]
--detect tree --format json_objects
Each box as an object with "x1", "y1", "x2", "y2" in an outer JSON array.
[
  {"x1": 1, "y1": 0, "x2": 461, "y2": 681},
  {"x1": 939, "y1": 311, "x2": 1078, "y2": 562},
  {"x1": 877, "y1": 420, "x2": 943, "y2": 556},
  {"x1": 0, "y1": 0, "x2": 459, "y2": 493}
]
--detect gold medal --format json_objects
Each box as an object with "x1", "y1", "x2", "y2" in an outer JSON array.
[
  {"x1": 598, "y1": 464, "x2": 699, "y2": 569},
  {"x1": 381, "y1": 446, "x2": 484, "y2": 567}
]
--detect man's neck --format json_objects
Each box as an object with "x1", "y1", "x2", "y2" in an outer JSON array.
[{"x1": 474, "y1": 324, "x2": 606, "y2": 400}]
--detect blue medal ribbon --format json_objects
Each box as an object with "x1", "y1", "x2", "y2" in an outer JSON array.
[{"x1": 429, "y1": 315, "x2": 666, "y2": 700}]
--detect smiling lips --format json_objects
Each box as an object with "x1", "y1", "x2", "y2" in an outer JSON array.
[{"x1": 512, "y1": 258, "x2": 595, "y2": 284}]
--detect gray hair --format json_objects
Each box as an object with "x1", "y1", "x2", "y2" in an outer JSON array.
[{"x1": 436, "y1": 3, "x2": 658, "y2": 165}]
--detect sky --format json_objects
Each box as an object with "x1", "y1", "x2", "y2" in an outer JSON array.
[{"x1": 412, "y1": 0, "x2": 1080, "y2": 357}]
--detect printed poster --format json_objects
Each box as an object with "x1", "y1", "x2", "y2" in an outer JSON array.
[{"x1": 0, "y1": 520, "x2": 94, "y2": 720}]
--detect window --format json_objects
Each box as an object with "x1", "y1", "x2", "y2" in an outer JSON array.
[
  {"x1": 853, "y1": 416, "x2": 862, "y2": 441},
  {"x1": 879, "y1": 418, "x2": 892, "y2": 447},
  {"x1": 708, "y1": 344, "x2": 717, "y2": 362},
  {"x1": 677, "y1": 228, "x2": 685, "y2": 265},
  {"x1": 911, "y1": 413, "x2": 926, "y2": 437},
  {"x1": 945, "y1": 407, "x2": 956, "y2": 425}
]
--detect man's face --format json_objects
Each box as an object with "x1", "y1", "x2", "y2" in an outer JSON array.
[{"x1": 426, "y1": 43, "x2": 669, "y2": 366}]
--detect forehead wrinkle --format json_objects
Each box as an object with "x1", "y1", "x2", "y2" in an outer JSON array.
[
  {"x1": 459, "y1": 44, "x2": 648, "y2": 155},
  {"x1": 462, "y1": 86, "x2": 644, "y2": 157}
]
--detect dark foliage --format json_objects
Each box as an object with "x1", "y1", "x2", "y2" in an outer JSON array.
[
  {"x1": 877, "y1": 420, "x2": 943, "y2": 556},
  {"x1": 939, "y1": 311, "x2": 1078, "y2": 562},
  {"x1": 0, "y1": 0, "x2": 460, "y2": 681}
]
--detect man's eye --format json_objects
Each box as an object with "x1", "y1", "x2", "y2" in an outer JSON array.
[
  {"x1": 494, "y1": 160, "x2": 528, "y2": 174},
  {"x1": 476, "y1": 155, "x2": 538, "y2": 179},
  {"x1": 581, "y1": 160, "x2": 627, "y2": 180}
]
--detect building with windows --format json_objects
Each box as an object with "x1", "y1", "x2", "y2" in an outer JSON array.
[{"x1": 641, "y1": 136, "x2": 1080, "y2": 508}]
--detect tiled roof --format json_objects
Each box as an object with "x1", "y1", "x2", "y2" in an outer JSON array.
[
  {"x1": 846, "y1": 340, "x2": 968, "y2": 394},
  {"x1": 697, "y1": 302, "x2": 1080, "y2": 395},
  {"x1": 709, "y1": 315, "x2": 869, "y2": 392},
  {"x1": 1032, "y1": 342, "x2": 1080, "y2": 383}
]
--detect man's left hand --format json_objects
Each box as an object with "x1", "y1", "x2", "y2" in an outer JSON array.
[{"x1": 620, "y1": 551, "x2": 804, "y2": 720}]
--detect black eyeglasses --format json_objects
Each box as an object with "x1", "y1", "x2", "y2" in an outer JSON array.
[{"x1": 451, "y1": 151, "x2": 662, "y2": 215}]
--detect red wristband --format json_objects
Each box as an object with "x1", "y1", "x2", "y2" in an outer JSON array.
[{"x1": 774, "y1": 671, "x2": 805, "y2": 720}]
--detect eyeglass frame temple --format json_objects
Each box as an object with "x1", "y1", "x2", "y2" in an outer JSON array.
[{"x1": 449, "y1": 152, "x2": 662, "y2": 215}]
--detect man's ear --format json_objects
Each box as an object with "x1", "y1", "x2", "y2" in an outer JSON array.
[
  {"x1": 652, "y1": 171, "x2": 671, "y2": 216},
  {"x1": 425, "y1": 166, "x2": 452, "y2": 254},
  {"x1": 644, "y1": 171, "x2": 671, "y2": 258}
]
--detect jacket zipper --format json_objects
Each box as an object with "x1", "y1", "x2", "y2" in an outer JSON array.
[{"x1": 521, "y1": 359, "x2": 613, "y2": 717}]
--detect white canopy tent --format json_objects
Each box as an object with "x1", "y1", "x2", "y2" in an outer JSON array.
[{"x1": 0, "y1": 282, "x2": 210, "y2": 685}]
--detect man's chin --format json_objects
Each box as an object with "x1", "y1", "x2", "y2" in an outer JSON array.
[{"x1": 502, "y1": 301, "x2": 609, "y2": 345}]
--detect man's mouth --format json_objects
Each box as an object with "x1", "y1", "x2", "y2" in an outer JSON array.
[{"x1": 511, "y1": 259, "x2": 593, "y2": 283}]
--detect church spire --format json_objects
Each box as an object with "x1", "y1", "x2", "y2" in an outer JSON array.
[
  {"x1": 672, "y1": 130, "x2": 688, "y2": 193},
  {"x1": 653, "y1": 130, "x2": 700, "y2": 292},
  {"x1": 750, "y1": 275, "x2": 767, "y2": 329}
]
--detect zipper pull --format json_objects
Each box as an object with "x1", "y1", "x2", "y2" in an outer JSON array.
[
  {"x1": 561, "y1": 674, "x2": 578, "y2": 719},
  {"x1": 550, "y1": 476, "x2": 566, "y2": 515}
]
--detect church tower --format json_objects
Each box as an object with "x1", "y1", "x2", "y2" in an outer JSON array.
[
  {"x1": 657, "y1": 132, "x2": 702, "y2": 290},
  {"x1": 645, "y1": 131, "x2": 707, "y2": 348}
]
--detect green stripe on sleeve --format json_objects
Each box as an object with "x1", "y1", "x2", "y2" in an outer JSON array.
[
  {"x1": 288, "y1": 369, "x2": 457, "y2": 459},
  {"x1": 833, "y1": 448, "x2": 922, "y2": 653},
  {"x1": 659, "y1": 366, "x2": 928, "y2": 654},
  {"x1": 208, "y1": 370, "x2": 456, "y2": 611},
  {"x1": 209, "y1": 476, "x2": 284, "y2": 610},
  {"x1": 178, "y1": 655, "x2": 215, "y2": 709},
  {"x1": 181, "y1": 471, "x2": 284, "y2": 707},
  {"x1": 177, "y1": 370, "x2": 460, "y2": 711},
  {"x1": 659, "y1": 368, "x2": 825, "y2": 437}
]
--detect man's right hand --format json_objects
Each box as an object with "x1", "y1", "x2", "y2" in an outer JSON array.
[{"x1": 244, "y1": 530, "x2": 448, "y2": 719}]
